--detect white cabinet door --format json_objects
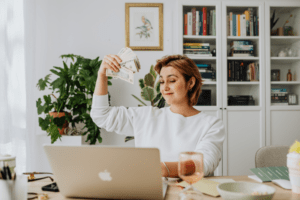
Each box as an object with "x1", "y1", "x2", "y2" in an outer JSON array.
[
  {"x1": 200, "y1": 109, "x2": 223, "y2": 176},
  {"x1": 223, "y1": 109, "x2": 264, "y2": 176},
  {"x1": 270, "y1": 110, "x2": 300, "y2": 146}
]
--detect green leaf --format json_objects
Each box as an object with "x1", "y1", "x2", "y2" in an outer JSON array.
[
  {"x1": 36, "y1": 74, "x2": 51, "y2": 90},
  {"x1": 38, "y1": 116, "x2": 50, "y2": 130},
  {"x1": 153, "y1": 93, "x2": 162, "y2": 104},
  {"x1": 132, "y1": 94, "x2": 147, "y2": 106},
  {"x1": 150, "y1": 65, "x2": 157, "y2": 80},
  {"x1": 144, "y1": 73, "x2": 155, "y2": 87},
  {"x1": 50, "y1": 69, "x2": 61, "y2": 76},
  {"x1": 53, "y1": 116, "x2": 66, "y2": 129},
  {"x1": 36, "y1": 98, "x2": 47, "y2": 114},
  {"x1": 139, "y1": 79, "x2": 145, "y2": 89},
  {"x1": 51, "y1": 78, "x2": 65, "y2": 89},
  {"x1": 141, "y1": 86, "x2": 156, "y2": 102},
  {"x1": 157, "y1": 97, "x2": 166, "y2": 108},
  {"x1": 125, "y1": 136, "x2": 134, "y2": 142},
  {"x1": 155, "y1": 81, "x2": 161, "y2": 93},
  {"x1": 47, "y1": 124, "x2": 61, "y2": 144}
]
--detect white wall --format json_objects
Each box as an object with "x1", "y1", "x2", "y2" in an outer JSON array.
[{"x1": 28, "y1": 0, "x2": 177, "y2": 172}]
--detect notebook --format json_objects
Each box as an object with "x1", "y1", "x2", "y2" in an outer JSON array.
[{"x1": 44, "y1": 145, "x2": 167, "y2": 200}]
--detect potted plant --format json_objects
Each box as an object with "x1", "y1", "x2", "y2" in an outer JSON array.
[
  {"x1": 125, "y1": 65, "x2": 165, "y2": 142},
  {"x1": 36, "y1": 54, "x2": 112, "y2": 144}
]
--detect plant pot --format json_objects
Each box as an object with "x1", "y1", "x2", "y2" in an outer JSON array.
[{"x1": 49, "y1": 112, "x2": 70, "y2": 135}]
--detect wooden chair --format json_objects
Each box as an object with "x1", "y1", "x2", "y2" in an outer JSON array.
[{"x1": 255, "y1": 146, "x2": 290, "y2": 168}]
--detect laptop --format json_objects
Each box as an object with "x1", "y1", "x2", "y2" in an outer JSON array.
[{"x1": 43, "y1": 145, "x2": 168, "y2": 200}]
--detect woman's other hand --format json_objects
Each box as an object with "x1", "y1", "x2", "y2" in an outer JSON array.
[{"x1": 98, "y1": 54, "x2": 122, "y2": 76}]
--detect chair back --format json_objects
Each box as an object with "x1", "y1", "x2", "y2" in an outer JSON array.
[{"x1": 255, "y1": 146, "x2": 290, "y2": 168}]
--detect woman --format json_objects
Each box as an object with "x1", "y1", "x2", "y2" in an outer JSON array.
[{"x1": 91, "y1": 54, "x2": 225, "y2": 178}]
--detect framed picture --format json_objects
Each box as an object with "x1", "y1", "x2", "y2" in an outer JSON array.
[{"x1": 125, "y1": 3, "x2": 163, "y2": 51}]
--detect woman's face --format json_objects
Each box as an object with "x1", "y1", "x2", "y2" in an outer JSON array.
[{"x1": 159, "y1": 66, "x2": 190, "y2": 106}]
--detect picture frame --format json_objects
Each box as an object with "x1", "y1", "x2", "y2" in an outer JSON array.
[{"x1": 125, "y1": 3, "x2": 163, "y2": 51}]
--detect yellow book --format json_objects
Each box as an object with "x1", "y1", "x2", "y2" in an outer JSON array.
[{"x1": 237, "y1": 14, "x2": 241, "y2": 36}]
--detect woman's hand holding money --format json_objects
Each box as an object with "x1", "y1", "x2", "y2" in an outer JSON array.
[{"x1": 98, "y1": 54, "x2": 122, "y2": 76}]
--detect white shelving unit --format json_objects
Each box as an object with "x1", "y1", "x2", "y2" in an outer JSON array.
[
  {"x1": 222, "y1": 1, "x2": 265, "y2": 176},
  {"x1": 177, "y1": 0, "x2": 300, "y2": 177},
  {"x1": 178, "y1": 0, "x2": 222, "y2": 176},
  {"x1": 265, "y1": 2, "x2": 300, "y2": 148}
]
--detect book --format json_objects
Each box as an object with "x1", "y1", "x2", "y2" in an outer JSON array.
[
  {"x1": 254, "y1": 16, "x2": 256, "y2": 36},
  {"x1": 188, "y1": 12, "x2": 192, "y2": 35},
  {"x1": 227, "y1": 15, "x2": 230, "y2": 36},
  {"x1": 213, "y1": 10, "x2": 216, "y2": 36},
  {"x1": 192, "y1": 8, "x2": 196, "y2": 35},
  {"x1": 196, "y1": 64, "x2": 211, "y2": 68},
  {"x1": 184, "y1": 43, "x2": 210, "y2": 46},
  {"x1": 230, "y1": 40, "x2": 253, "y2": 45},
  {"x1": 237, "y1": 14, "x2": 241, "y2": 36},
  {"x1": 229, "y1": 12, "x2": 233, "y2": 36},
  {"x1": 184, "y1": 14, "x2": 187, "y2": 35},
  {"x1": 244, "y1": 10, "x2": 250, "y2": 36},
  {"x1": 231, "y1": 54, "x2": 254, "y2": 57},
  {"x1": 185, "y1": 54, "x2": 212, "y2": 57},
  {"x1": 203, "y1": 7, "x2": 207, "y2": 35},
  {"x1": 199, "y1": 10, "x2": 203, "y2": 35},
  {"x1": 249, "y1": 8, "x2": 254, "y2": 36},
  {"x1": 196, "y1": 11, "x2": 199, "y2": 35},
  {"x1": 241, "y1": 14, "x2": 246, "y2": 36},
  {"x1": 271, "y1": 88, "x2": 287, "y2": 92},
  {"x1": 250, "y1": 166, "x2": 289, "y2": 182},
  {"x1": 233, "y1": 14, "x2": 236, "y2": 36}
]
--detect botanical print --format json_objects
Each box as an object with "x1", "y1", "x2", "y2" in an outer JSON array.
[
  {"x1": 126, "y1": 3, "x2": 163, "y2": 50},
  {"x1": 136, "y1": 16, "x2": 153, "y2": 39}
]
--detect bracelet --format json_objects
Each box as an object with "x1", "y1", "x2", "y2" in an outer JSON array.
[{"x1": 162, "y1": 162, "x2": 170, "y2": 179}]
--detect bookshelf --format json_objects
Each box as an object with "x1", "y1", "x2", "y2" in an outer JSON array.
[
  {"x1": 178, "y1": 0, "x2": 222, "y2": 176},
  {"x1": 178, "y1": 0, "x2": 265, "y2": 176},
  {"x1": 178, "y1": 0, "x2": 300, "y2": 177},
  {"x1": 265, "y1": 2, "x2": 300, "y2": 149}
]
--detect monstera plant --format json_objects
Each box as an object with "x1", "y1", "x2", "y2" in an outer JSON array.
[
  {"x1": 125, "y1": 65, "x2": 165, "y2": 142},
  {"x1": 36, "y1": 54, "x2": 112, "y2": 144}
]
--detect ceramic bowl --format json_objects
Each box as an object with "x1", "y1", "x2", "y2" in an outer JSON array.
[{"x1": 217, "y1": 182, "x2": 275, "y2": 200}]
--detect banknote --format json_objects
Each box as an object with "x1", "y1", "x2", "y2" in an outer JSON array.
[
  {"x1": 120, "y1": 59, "x2": 139, "y2": 73},
  {"x1": 106, "y1": 66, "x2": 134, "y2": 84},
  {"x1": 106, "y1": 47, "x2": 140, "y2": 84}
]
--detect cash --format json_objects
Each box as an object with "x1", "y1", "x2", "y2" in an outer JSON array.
[{"x1": 106, "y1": 47, "x2": 140, "y2": 84}]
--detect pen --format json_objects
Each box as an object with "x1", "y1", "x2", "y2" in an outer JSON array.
[{"x1": 5, "y1": 162, "x2": 12, "y2": 180}]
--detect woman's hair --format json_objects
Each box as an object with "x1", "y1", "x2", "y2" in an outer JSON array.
[{"x1": 154, "y1": 55, "x2": 203, "y2": 106}]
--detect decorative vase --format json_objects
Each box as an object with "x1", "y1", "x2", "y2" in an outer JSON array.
[{"x1": 49, "y1": 112, "x2": 70, "y2": 135}]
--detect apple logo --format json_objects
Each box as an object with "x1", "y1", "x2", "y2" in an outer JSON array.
[{"x1": 98, "y1": 170, "x2": 112, "y2": 181}]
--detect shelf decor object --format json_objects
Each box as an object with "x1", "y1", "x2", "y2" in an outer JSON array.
[{"x1": 125, "y1": 3, "x2": 163, "y2": 51}]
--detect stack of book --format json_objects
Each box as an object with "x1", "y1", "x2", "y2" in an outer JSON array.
[
  {"x1": 230, "y1": 40, "x2": 254, "y2": 57},
  {"x1": 184, "y1": 7, "x2": 216, "y2": 36},
  {"x1": 228, "y1": 61, "x2": 259, "y2": 81},
  {"x1": 271, "y1": 88, "x2": 288, "y2": 106},
  {"x1": 196, "y1": 63, "x2": 216, "y2": 81},
  {"x1": 228, "y1": 95, "x2": 255, "y2": 106},
  {"x1": 184, "y1": 43, "x2": 212, "y2": 57},
  {"x1": 227, "y1": 8, "x2": 259, "y2": 36}
]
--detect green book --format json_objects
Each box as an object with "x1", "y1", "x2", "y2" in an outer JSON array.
[{"x1": 250, "y1": 166, "x2": 289, "y2": 182}]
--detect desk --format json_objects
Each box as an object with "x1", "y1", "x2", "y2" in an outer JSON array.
[{"x1": 28, "y1": 176, "x2": 300, "y2": 200}]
